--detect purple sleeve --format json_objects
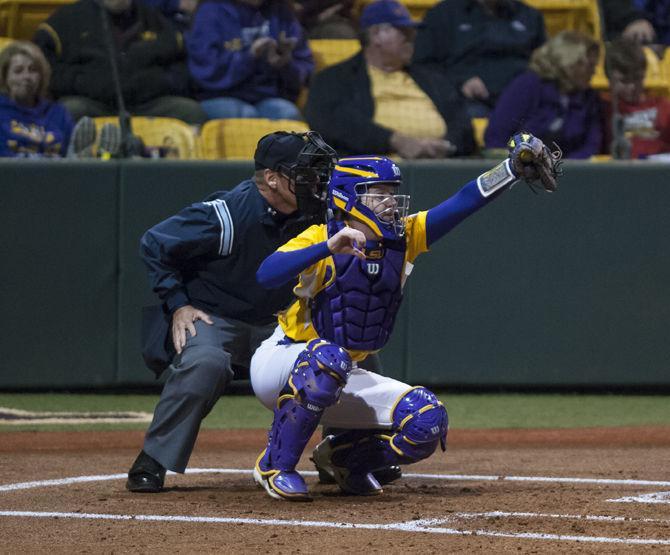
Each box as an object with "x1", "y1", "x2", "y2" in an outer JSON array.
[
  {"x1": 186, "y1": 3, "x2": 257, "y2": 92},
  {"x1": 568, "y1": 92, "x2": 603, "y2": 159},
  {"x1": 485, "y1": 72, "x2": 538, "y2": 148},
  {"x1": 56, "y1": 103, "x2": 74, "y2": 157},
  {"x1": 276, "y1": 18, "x2": 314, "y2": 90},
  {"x1": 257, "y1": 242, "x2": 331, "y2": 289}
]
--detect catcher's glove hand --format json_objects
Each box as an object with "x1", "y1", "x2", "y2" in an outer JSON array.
[{"x1": 507, "y1": 132, "x2": 563, "y2": 193}]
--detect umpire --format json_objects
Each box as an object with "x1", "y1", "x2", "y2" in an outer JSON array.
[{"x1": 126, "y1": 131, "x2": 338, "y2": 492}]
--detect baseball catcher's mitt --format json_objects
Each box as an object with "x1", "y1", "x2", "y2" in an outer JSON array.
[{"x1": 507, "y1": 132, "x2": 563, "y2": 193}]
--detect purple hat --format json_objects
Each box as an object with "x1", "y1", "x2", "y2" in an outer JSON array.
[{"x1": 359, "y1": 0, "x2": 418, "y2": 29}]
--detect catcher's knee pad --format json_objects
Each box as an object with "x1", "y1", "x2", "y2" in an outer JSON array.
[
  {"x1": 283, "y1": 338, "x2": 352, "y2": 410},
  {"x1": 322, "y1": 388, "x2": 448, "y2": 476},
  {"x1": 265, "y1": 339, "x2": 352, "y2": 471},
  {"x1": 388, "y1": 386, "x2": 448, "y2": 462}
]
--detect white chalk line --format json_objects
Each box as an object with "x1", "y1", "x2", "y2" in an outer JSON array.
[
  {"x1": 451, "y1": 511, "x2": 670, "y2": 524},
  {"x1": 0, "y1": 510, "x2": 669, "y2": 546},
  {"x1": 3, "y1": 468, "x2": 670, "y2": 493},
  {"x1": 2, "y1": 469, "x2": 670, "y2": 546},
  {"x1": 0, "y1": 407, "x2": 152, "y2": 425},
  {"x1": 609, "y1": 491, "x2": 670, "y2": 505}
]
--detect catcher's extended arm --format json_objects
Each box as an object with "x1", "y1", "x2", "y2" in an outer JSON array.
[{"x1": 507, "y1": 132, "x2": 563, "y2": 193}]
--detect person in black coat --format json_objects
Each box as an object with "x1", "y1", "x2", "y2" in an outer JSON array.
[
  {"x1": 305, "y1": 0, "x2": 475, "y2": 159},
  {"x1": 33, "y1": 0, "x2": 205, "y2": 124},
  {"x1": 413, "y1": 0, "x2": 546, "y2": 118}
]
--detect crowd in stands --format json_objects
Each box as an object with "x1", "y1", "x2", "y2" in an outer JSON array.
[{"x1": 1, "y1": 0, "x2": 670, "y2": 159}]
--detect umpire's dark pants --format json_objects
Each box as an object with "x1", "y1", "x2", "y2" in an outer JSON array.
[{"x1": 143, "y1": 315, "x2": 275, "y2": 473}]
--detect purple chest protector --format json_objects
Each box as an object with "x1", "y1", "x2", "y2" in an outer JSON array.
[{"x1": 311, "y1": 221, "x2": 406, "y2": 351}]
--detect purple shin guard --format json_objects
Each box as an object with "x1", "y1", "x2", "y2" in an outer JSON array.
[
  {"x1": 262, "y1": 339, "x2": 352, "y2": 473},
  {"x1": 265, "y1": 394, "x2": 324, "y2": 471}
]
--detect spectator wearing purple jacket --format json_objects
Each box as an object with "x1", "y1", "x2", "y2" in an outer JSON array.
[
  {"x1": 484, "y1": 31, "x2": 602, "y2": 159},
  {"x1": 187, "y1": 0, "x2": 313, "y2": 120}
]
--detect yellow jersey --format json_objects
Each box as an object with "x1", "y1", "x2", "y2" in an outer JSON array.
[{"x1": 276, "y1": 211, "x2": 430, "y2": 361}]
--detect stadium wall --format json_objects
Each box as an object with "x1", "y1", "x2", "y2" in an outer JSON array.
[{"x1": 1, "y1": 160, "x2": 668, "y2": 389}]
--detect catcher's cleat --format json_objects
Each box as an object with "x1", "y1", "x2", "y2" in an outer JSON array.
[
  {"x1": 312, "y1": 437, "x2": 382, "y2": 496},
  {"x1": 253, "y1": 449, "x2": 312, "y2": 502},
  {"x1": 126, "y1": 450, "x2": 166, "y2": 493},
  {"x1": 318, "y1": 464, "x2": 402, "y2": 486},
  {"x1": 372, "y1": 465, "x2": 402, "y2": 486}
]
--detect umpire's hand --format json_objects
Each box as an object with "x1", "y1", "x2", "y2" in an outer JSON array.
[{"x1": 172, "y1": 305, "x2": 213, "y2": 354}]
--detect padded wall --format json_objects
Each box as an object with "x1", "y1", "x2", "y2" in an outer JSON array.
[{"x1": 1, "y1": 160, "x2": 668, "y2": 388}]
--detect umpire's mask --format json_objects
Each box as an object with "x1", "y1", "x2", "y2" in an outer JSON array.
[{"x1": 277, "y1": 132, "x2": 338, "y2": 224}]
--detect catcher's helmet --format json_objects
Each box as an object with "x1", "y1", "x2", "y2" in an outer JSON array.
[{"x1": 328, "y1": 156, "x2": 410, "y2": 240}]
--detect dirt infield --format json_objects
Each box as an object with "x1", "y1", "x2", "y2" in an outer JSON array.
[{"x1": 1, "y1": 427, "x2": 669, "y2": 553}]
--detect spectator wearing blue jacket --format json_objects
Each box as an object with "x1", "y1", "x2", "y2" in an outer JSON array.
[
  {"x1": 0, "y1": 40, "x2": 73, "y2": 157},
  {"x1": 187, "y1": 0, "x2": 313, "y2": 120}
]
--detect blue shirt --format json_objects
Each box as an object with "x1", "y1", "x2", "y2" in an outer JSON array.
[
  {"x1": 0, "y1": 95, "x2": 73, "y2": 158},
  {"x1": 186, "y1": 0, "x2": 313, "y2": 102},
  {"x1": 140, "y1": 179, "x2": 316, "y2": 324}
]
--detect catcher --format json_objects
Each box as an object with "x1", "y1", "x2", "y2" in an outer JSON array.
[{"x1": 250, "y1": 133, "x2": 562, "y2": 501}]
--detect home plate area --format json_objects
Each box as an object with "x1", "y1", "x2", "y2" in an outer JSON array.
[
  {"x1": 1, "y1": 433, "x2": 669, "y2": 551},
  {"x1": 1, "y1": 468, "x2": 670, "y2": 550}
]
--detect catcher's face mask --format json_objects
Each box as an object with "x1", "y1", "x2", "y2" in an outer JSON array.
[
  {"x1": 277, "y1": 132, "x2": 337, "y2": 224},
  {"x1": 328, "y1": 156, "x2": 410, "y2": 240}
]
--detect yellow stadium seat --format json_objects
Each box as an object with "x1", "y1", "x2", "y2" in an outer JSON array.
[
  {"x1": 591, "y1": 46, "x2": 670, "y2": 97},
  {"x1": 309, "y1": 39, "x2": 361, "y2": 73},
  {"x1": 472, "y1": 117, "x2": 488, "y2": 149},
  {"x1": 199, "y1": 118, "x2": 310, "y2": 160},
  {"x1": 590, "y1": 154, "x2": 613, "y2": 162},
  {"x1": 0, "y1": 0, "x2": 73, "y2": 40},
  {"x1": 641, "y1": 46, "x2": 668, "y2": 95},
  {"x1": 590, "y1": 48, "x2": 609, "y2": 90},
  {"x1": 355, "y1": 0, "x2": 437, "y2": 21},
  {"x1": 300, "y1": 40, "x2": 361, "y2": 109},
  {"x1": 523, "y1": 0, "x2": 602, "y2": 40},
  {"x1": 0, "y1": 35, "x2": 13, "y2": 50},
  {"x1": 93, "y1": 116, "x2": 200, "y2": 159}
]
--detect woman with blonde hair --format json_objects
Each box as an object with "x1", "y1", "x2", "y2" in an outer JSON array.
[
  {"x1": 484, "y1": 31, "x2": 602, "y2": 158},
  {"x1": 0, "y1": 40, "x2": 73, "y2": 157}
]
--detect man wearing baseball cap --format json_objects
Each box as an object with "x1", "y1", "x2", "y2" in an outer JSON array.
[
  {"x1": 126, "y1": 131, "x2": 337, "y2": 493},
  {"x1": 305, "y1": 0, "x2": 475, "y2": 159}
]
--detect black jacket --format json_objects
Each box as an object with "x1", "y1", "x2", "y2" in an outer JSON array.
[
  {"x1": 413, "y1": 0, "x2": 546, "y2": 101},
  {"x1": 304, "y1": 52, "x2": 475, "y2": 156},
  {"x1": 34, "y1": 0, "x2": 190, "y2": 106},
  {"x1": 140, "y1": 180, "x2": 311, "y2": 325},
  {"x1": 601, "y1": 0, "x2": 651, "y2": 39}
]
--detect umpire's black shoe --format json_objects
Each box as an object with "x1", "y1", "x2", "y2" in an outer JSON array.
[{"x1": 126, "y1": 450, "x2": 166, "y2": 493}]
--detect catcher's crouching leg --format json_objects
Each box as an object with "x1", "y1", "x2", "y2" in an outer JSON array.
[
  {"x1": 254, "y1": 339, "x2": 352, "y2": 501},
  {"x1": 312, "y1": 386, "x2": 448, "y2": 496}
]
